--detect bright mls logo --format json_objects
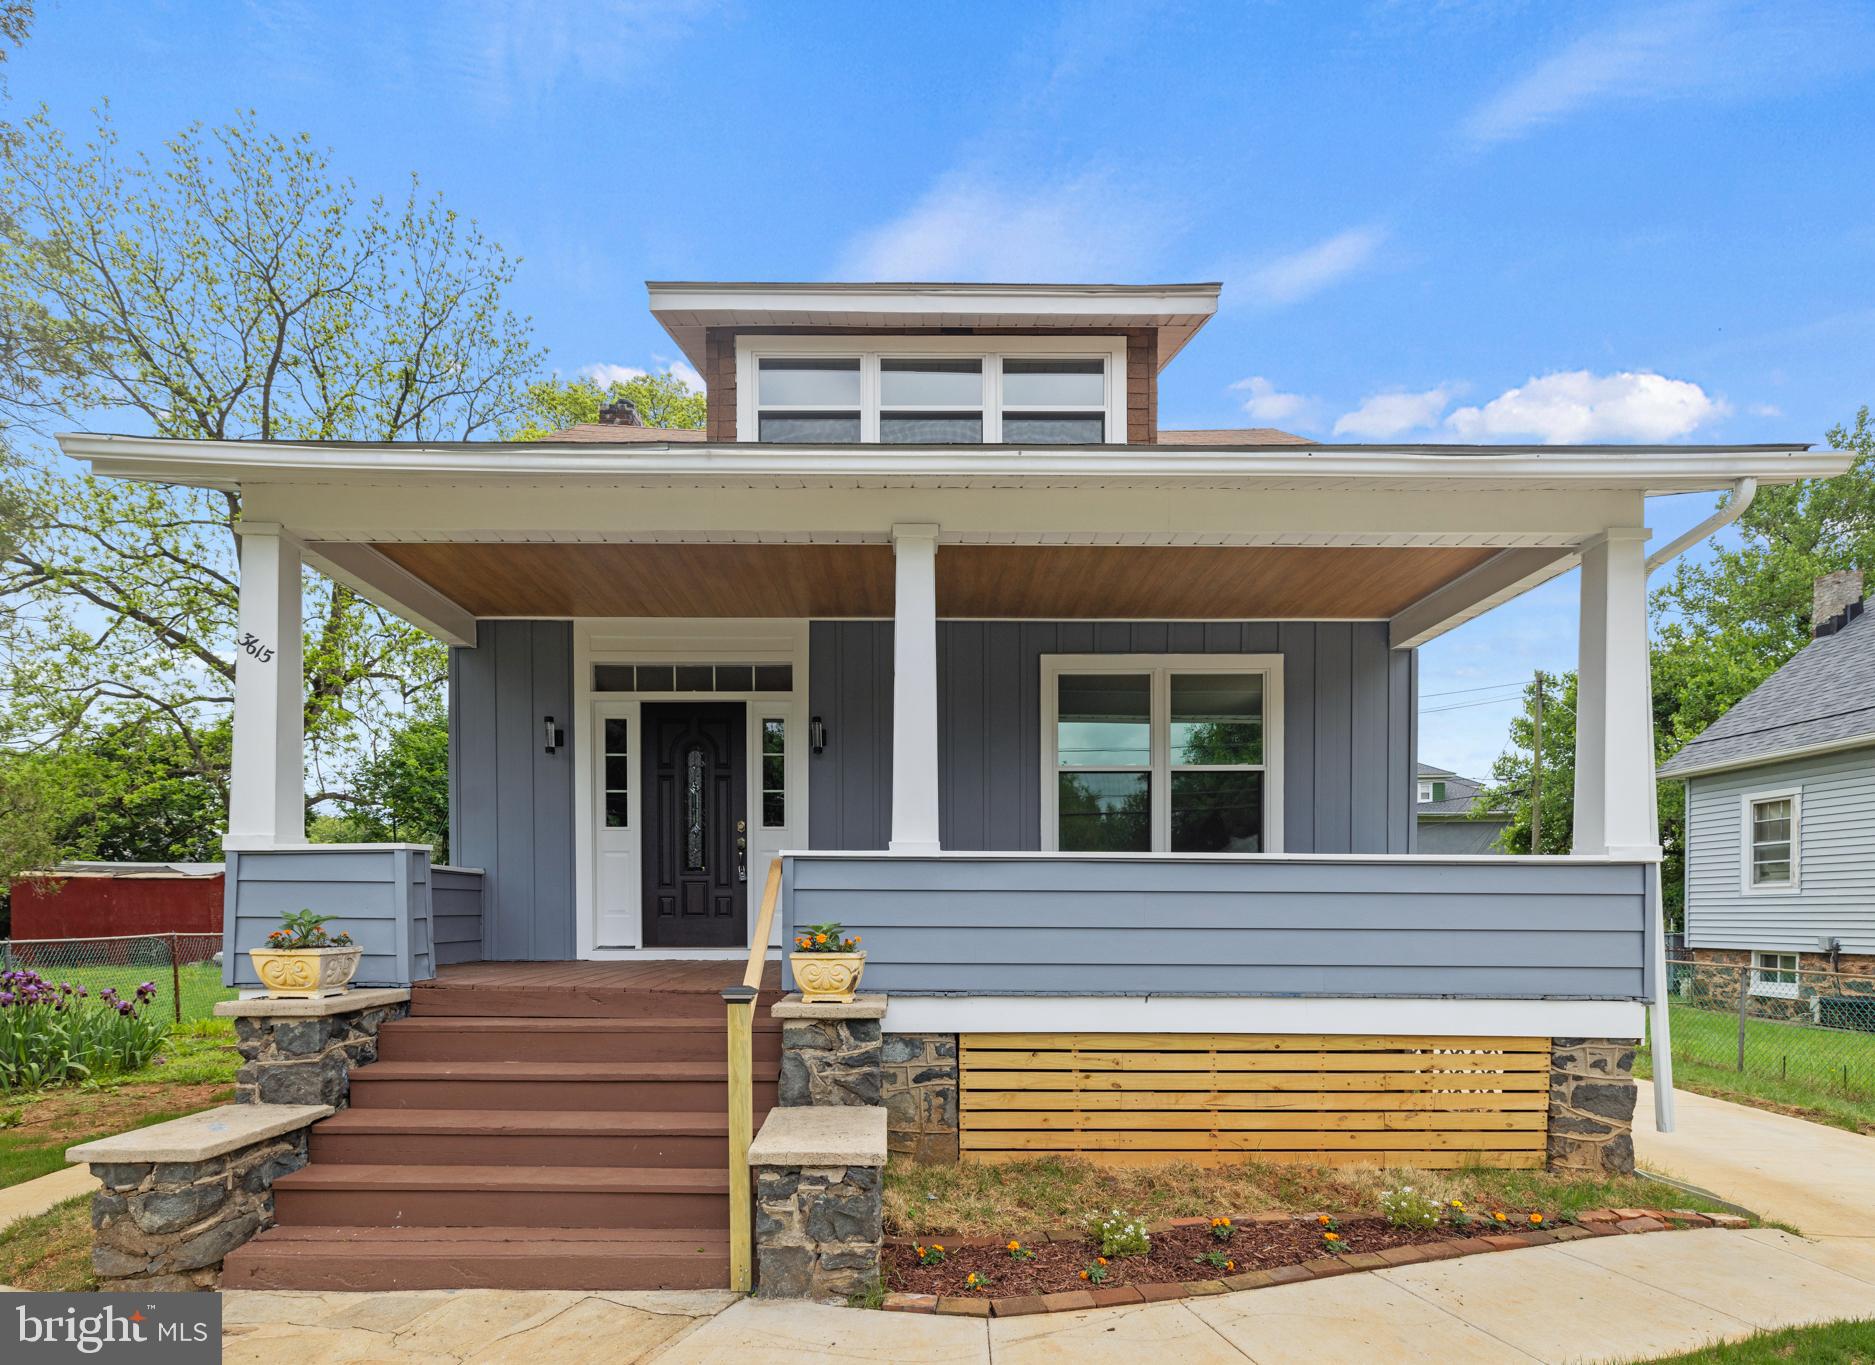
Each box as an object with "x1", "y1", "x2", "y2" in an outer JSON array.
[{"x1": 8, "y1": 1295, "x2": 220, "y2": 1363}]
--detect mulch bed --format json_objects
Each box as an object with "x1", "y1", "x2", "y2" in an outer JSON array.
[
  {"x1": 885, "y1": 1216, "x2": 1462, "y2": 1297},
  {"x1": 878, "y1": 1207, "x2": 1747, "y2": 1315}
]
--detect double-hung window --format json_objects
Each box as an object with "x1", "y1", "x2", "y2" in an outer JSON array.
[
  {"x1": 743, "y1": 337, "x2": 1124, "y2": 443},
  {"x1": 1043, "y1": 656, "x2": 1282, "y2": 854},
  {"x1": 1742, "y1": 789, "x2": 1800, "y2": 892}
]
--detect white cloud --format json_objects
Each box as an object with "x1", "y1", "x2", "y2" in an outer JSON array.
[
  {"x1": 1333, "y1": 385, "x2": 1460, "y2": 439},
  {"x1": 1238, "y1": 226, "x2": 1386, "y2": 307},
  {"x1": 1230, "y1": 376, "x2": 1315, "y2": 426},
  {"x1": 1461, "y1": 2, "x2": 1872, "y2": 148},
  {"x1": 836, "y1": 169, "x2": 1174, "y2": 281},
  {"x1": 1445, "y1": 371, "x2": 1725, "y2": 444},
  {"x1": 581, "y1": 357, "x2": 705, "y2": 392},
  {"x1": 1747, "y1": 402, "x2": 1784, "y2": 418}
]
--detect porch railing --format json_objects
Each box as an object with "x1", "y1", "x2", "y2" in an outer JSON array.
[{"x1": 724, "y1": 856, "x2": 783, "y2": 1294}]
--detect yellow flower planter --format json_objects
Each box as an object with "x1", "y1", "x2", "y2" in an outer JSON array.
[
  {"x1": 248, "y1": 946, "x2": 363, "y2": 999},
  {"x1": 790, "y1": 951, "x2": 867, "y2": 1004}
]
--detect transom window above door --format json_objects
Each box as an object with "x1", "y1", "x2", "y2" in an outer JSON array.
[
  {"x1": 1041, "y1": 656, "x2": 1283, "y2": 855},
  {"x1": 741, "y1": 336, "x2": 1126, "y2": 444}
]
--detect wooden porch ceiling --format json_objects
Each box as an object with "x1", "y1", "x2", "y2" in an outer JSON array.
[{"x1": 370, "y1": 542, "x2": 1500, "y2": 619}]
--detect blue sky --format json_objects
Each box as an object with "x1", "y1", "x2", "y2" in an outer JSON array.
[{"x1": 14, "y1": 0, "x2": 1874, "y2": 780}]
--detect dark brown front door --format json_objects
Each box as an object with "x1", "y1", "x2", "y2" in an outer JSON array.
[{"x1": 641, "y1": 703, "x2": 747, "y2": 948}]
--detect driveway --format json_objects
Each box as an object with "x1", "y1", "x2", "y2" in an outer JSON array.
[{"x1": 1636, "y1": 1080, "x2": 1875, "y2": 1237}]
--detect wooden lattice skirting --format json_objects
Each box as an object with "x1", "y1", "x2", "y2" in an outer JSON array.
[{"x1": 958, "y1": 1033, "x2": 1550, "y2": 1168}]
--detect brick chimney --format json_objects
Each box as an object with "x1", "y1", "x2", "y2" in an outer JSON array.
[
  {"x1": 598, "y1": 398, "x2": 643, "y2": 427},
  {"x1": 1812, "y1": 569, "x2": 1865, "y2": 638}
]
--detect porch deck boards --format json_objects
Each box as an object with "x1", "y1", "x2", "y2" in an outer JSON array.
[{"x1": 431, "y1": 959, "x2": 781, "y2": 992}]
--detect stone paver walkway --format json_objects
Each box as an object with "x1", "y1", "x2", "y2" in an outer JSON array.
[
  {"x1": 1637, "y1": 1080, "x2": 1875, "y2": 1237},
  {"x1": 0, "y1": 1165, "x2": 97, "y2": 1233},
  {"x1": 222, "y1": 1228, "x2": 1875, "y2": 1363}
]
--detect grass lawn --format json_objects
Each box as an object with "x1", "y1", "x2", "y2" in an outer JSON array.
[
  {"x1": 1641, "y1": 1319, "x2": 1875, "y2": 1363},
  {"x1": 0, "y1": 1195, "x2": 94, "y2": 1292},
  {"x1": 883, "y1": 1154, "x2": 1746, "y2": 1237},
  {"x1": 0, "y1": 1018, "x2": 240, "y2": 1189},
  {"x1": 1639, "y1": 1003, "x2": 1875, "y2": 1136}
]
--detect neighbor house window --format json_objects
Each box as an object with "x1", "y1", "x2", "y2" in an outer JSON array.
[
  {"x1": 1742, "y1": 789, "x2": 1800, "y2": 892},
  {"x1": 1043, "y1": 656, "x2": 1281, "y2": 854},
  {"x1": 740, "y1": 337, "x2": 1123, "y2": 443},
  {"x1": 1751, "y1": 951, "x2": 1799, "y2": 998}
]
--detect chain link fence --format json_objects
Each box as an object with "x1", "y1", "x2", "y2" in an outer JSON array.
[
  {"x1": 0, "y1": 933, "x2": 231, "y2": 1024},
  {"x1": 1654, "y1": 958, "x2": 1875, "y2": 1104}
]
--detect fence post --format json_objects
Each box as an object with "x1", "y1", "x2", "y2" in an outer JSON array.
[
  {"x1": 170, "y1": 933, "x2": 182, "y2": 1025},
  {"x1": 1736, "y1": 965, "x2": 1749, "y2": 1073}
]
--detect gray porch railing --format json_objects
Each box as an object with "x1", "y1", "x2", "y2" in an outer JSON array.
[
  {"x1": 781, "y1": 853, "x2": 1654, "y2": 999},
  {"x1": 223, "y1": 846, "x2": 484, "y2": 989}
]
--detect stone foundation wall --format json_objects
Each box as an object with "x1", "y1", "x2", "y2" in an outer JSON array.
[
  {"x1": 1547, "y1": 1037, "x2": 1637, "y2": 1175},
  {"x1": 232, "y1": 1001, "x2": 407, "y2": 1107},
  {"x1": 779, "y1": 1017, "x2": 881, "y2": 1107},
  {"x1": 754, "y1": 1163, "x2": 883, "y2": 1301},
  {"x1": 1681, "y1": 947, "x2": 1875, "y2": 1022},
  {"x1": 881, "y1": 1033, "x2": 959, "y2": 1163},
  {"x1": 89, "y1": 1132, "x2": 308, "y2": 1291}
]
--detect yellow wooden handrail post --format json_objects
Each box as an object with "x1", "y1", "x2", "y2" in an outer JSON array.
[{"x1": 723, "y1": 983, "x2": 757, "y2": 1293}]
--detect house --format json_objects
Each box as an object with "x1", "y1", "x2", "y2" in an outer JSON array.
[
  {"x1": 1657, "y1": 569, "x2": 1875, "y2": 1016},
  {"x1": 60, "y1": 280, "x2": 1849, "y2": 1291},
  {"x1": 1415, "y1": 763, "x2": 1511, "y2": 853}
]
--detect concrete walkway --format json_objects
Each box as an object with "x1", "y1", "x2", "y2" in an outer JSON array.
[
  {"x1": 222, "y1": 1228, "x2": 1875, "y2": 1363},
  {"x1": 0, "y1": 1166, "x2": 97, "y2": 1233},
  {"x1": 1637, "y1": 1080, "x2": 1875, "y2": 1237}
]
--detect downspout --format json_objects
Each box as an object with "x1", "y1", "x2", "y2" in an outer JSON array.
[{"x1": 1635, "y1": 477, "x2": 1755, "y2": 1133}]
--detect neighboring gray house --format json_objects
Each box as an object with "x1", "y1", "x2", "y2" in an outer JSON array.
[
  {"x1": 1658, "y1": 570, "x2": 1875, "y2": 999},
  {"x1": 1415, "y1": 762, "x2": 1511, "y2": 853}
]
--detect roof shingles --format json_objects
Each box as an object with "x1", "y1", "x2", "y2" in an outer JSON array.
[{"x1": 1658, "y1": 607, "x2": 1875, "y2": 777}]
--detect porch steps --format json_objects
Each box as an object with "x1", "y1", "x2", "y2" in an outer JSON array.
[
  {"x1": 222, "y1": 961, "x2": 784, "y2": 1291},
  {"x1": 218, "y1": 1226, "x2": 730, "y2": 1293},
  {"x1": 309, "y1": 1108, "x2": 731, "y2": 1168}
]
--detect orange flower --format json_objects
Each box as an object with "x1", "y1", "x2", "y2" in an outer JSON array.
[
  {"x1": 815, "y1": 932, "x2": 828, "y2": 944},
  {"x1": 1324, "y1": 1231, "x2": 1341, "y2": 1242},
  {"x1": 1096, "y1": 1256, "x2": 1107, "y2": 1266},
  {"x1": 1225, "y1": 1260, "x2": 1236, "y2": 1272},
  {"x1": 853, "y1": 935, "x2": 861, "y2": 943},
  {"x1": 1529, "y1": 1212, "x2": 1544, "y2": 1225},
  {"x1": 1079, "y1": 1270, "x2": 1090, "y2": 1280},
  {"x1": 1317, "y1": 1214, "x2": 1331, "y2": 1226},
  {"x1": 1493, "y1": 1212, "x2": 1508, "y2": 1223},
  {"x1": 1007, "y1": 1241, "x2": 1021, "y2": 1252}
]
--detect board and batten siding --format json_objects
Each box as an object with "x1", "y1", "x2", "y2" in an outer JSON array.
[
  {"x1": 224, "y1": 847, "x2": 434, "y2": 988},
  {"x1": 449, "y1": 619, "x2": 575, "y2": 961},
  {"x1": 783, "y1": 855, "x2": 1651, "y2": 998},
  {"x1": 809, "y1": 620, "x2": 1416, "y2": 854},
  {"x1": 1683, "y1": 745, "x2": 1875, "y2": 955}
]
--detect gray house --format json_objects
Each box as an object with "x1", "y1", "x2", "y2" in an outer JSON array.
[
  {"x1": 58, "y1": 279, "x2": 1852, "y2": 1291},
  {"x1": 1658, "y1": 570, "x2": 1875, "y2": 1004},
  {"x1": 1415, "y1": 763, "x2": 1511, "y2": 854}
]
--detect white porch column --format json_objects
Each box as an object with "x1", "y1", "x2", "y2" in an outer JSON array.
[
  {"x1": 226, "y1": 523, "x2": 306, "y2": 848},
  {"x1": 1573, "y1": 528, "x2": 1655, "y2": 857},
  {"x1": 1573, "y1": 525, "x2": 1675, "y2": 1131},
  {"x1": 890, "y1": 523, "x2": 941, "y2": 853}
]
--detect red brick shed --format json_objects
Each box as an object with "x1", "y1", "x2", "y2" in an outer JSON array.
[{"x1": 9, "y1": 862, "x2": 224, "y2": 939}]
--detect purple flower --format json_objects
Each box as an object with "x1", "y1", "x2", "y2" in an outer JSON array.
[
  {"x1": 0, "y1": 992, "x2": 14, "y2": 1007},
  {"x1": 117, "y1": 1001, "x2": 135, "y2": 1017}
]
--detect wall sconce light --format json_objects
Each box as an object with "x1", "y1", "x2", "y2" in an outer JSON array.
[
  {"x1": 543, "y1": 716, "x2": 564, "y2": 754},
  {"x1": 810, "y1": 716, "x2": 827, "y2": 755}
]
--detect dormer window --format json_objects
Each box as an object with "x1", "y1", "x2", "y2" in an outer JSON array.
[{"x1": 740, "y1": 335, "x2": 1125, "y2": 444}]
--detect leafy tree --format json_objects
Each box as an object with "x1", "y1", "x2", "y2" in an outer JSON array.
[
  {"x1": 1479, "y1": 672, "x2": 1578, "y2": 858},
  {"x1": 310, "y1": 715, "x2": 449, "y2": 858},
  {"x1": 0, "y1": 108, "x2": 544, "y2": 834},
  {"x1": 514, "y1": 369, "x2": 706, "y2": 439}
]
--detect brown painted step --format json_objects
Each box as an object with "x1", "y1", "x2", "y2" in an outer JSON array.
[
  {"x1": 376, "y1": 1015, "x2": 781, "y2": 1065},
  {"x1": 222, "y1": 1225, "x2": 728, "y2": 1291},
  {"x1": 308, "y1": 1107, "x2": 771, "y2": 1169},
  {"x1": 348, "y1": 1061, "x2": 778, "y2": 1112},
  {"x1": 408, "y1": 983, "x2": 781, "y2": 1021},
  {"x1": 270, "y1": 1163, "x2": 728, "y2": 1229}
]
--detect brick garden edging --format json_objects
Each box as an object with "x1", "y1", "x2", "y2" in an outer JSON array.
[{"x1": 880, "y1": 1207, "x2": 1750, "y2": 1318}]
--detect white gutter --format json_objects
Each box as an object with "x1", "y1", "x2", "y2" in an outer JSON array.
[{"x1": 1645, "y1": 477, "x2": 1757, "y2": 575}]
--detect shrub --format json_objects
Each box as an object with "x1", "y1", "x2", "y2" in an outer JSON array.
[
  {"x1": 1379, "y1": 1185, "x2": 1444, "y2": 1230},
  {"x1": 0, "y1": 971, "x2": 170, "y2": 1090},
  {"x1": 1090, "y1": 1209, "x2": 1150, "y2": 1258},
  {"x1": 793, "y1": 922, "x2": 859, "y2": 954}
]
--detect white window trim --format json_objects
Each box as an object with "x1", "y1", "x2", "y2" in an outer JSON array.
[
  {"x1": 1039, "y1": 653, "x2": 1284, "y2": 855},
  {"x1": 1738, "y1": 786, "x2": 1802, "y2": 895},
  {"x1": 735, "y1": 333, "x2": 1128, "y2": 444},
  {"x1": 1417, "y1": 781, "x2": 1433, "y2": 803},
  {"x1": 1750, "y1": 950, "x2": 1800, "y2": 999}
]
